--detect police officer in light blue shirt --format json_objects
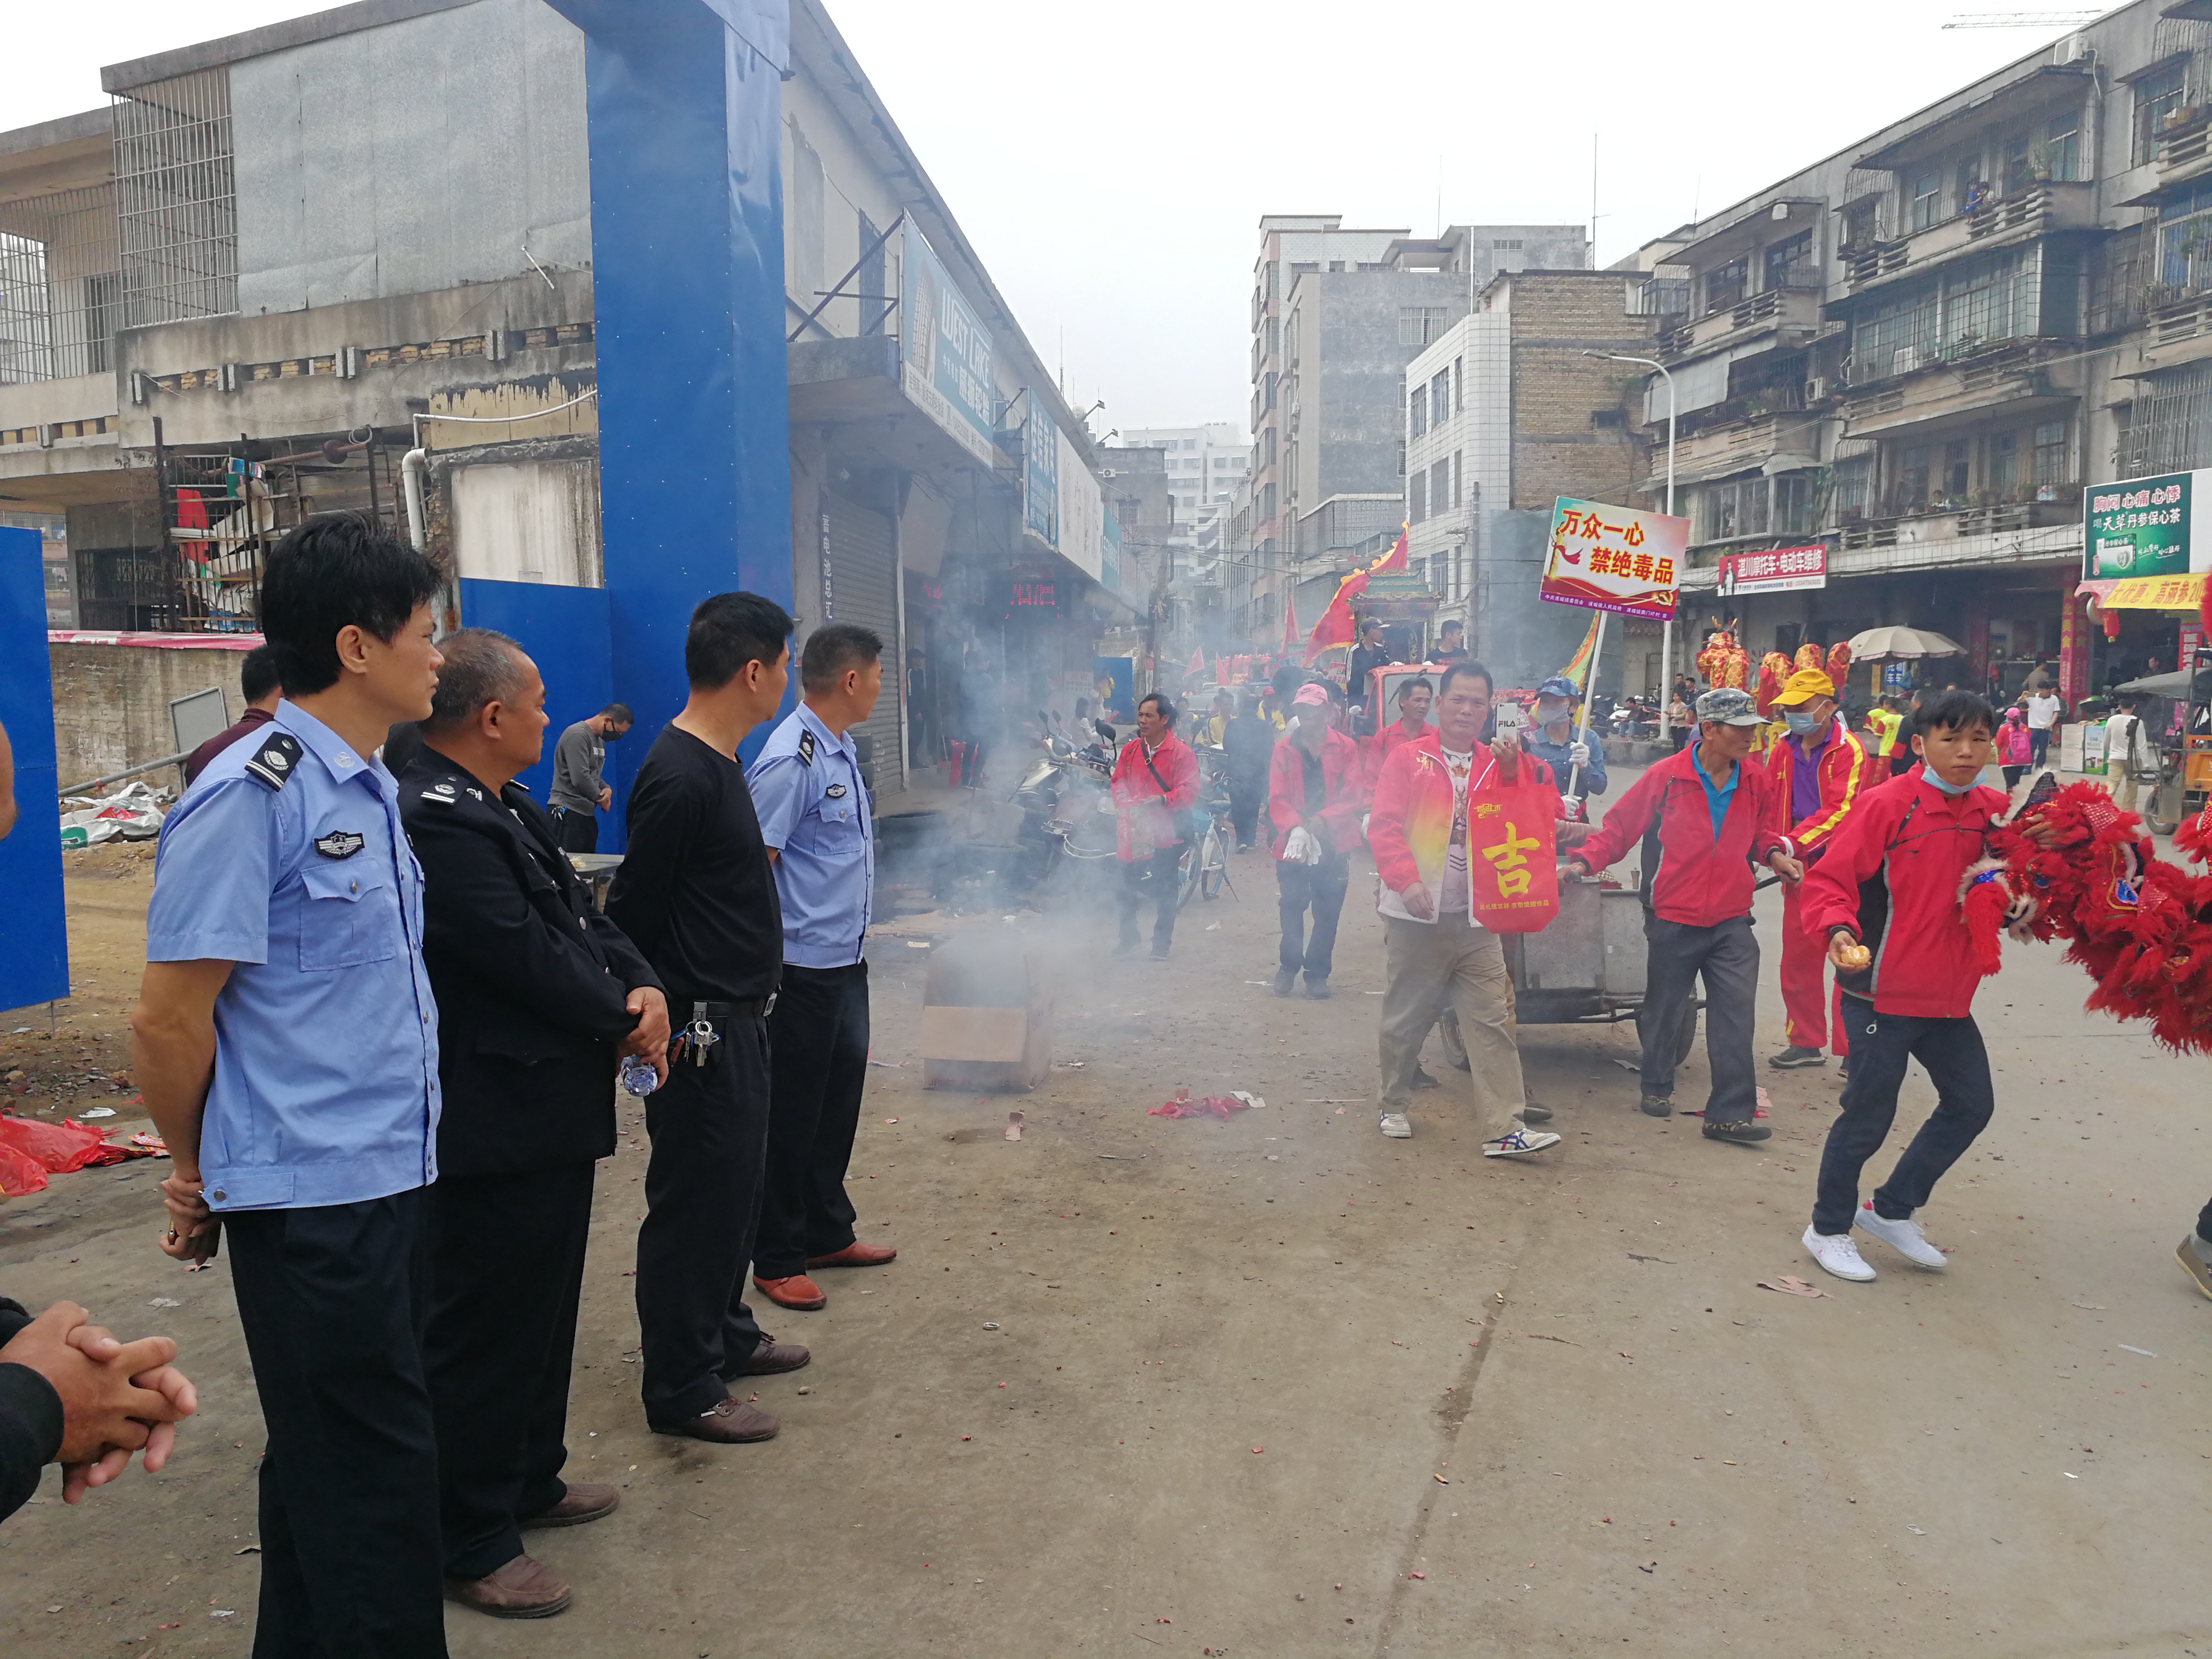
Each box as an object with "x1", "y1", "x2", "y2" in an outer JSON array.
[
  {"x1": 741, "y1": 622, "x2": 899, "y2": 1309},
  {"x1": 130, "y1": 516, "x2": 452, "y2": 1658}
]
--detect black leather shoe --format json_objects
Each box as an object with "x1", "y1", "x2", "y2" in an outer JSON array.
[{"x1": 649, "y1": 1396, "x2": 780, "y2": 1443}]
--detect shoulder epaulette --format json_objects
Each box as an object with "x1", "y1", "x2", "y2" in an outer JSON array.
[
  {"x1": 798, "y1": 728, "x2": 817, "y2": 765},
  {"x1": 242, "y1": 731, "x2": 303, "y2": 792}
]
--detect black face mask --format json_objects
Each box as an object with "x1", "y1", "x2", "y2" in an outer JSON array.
[{"x1": 601, "y1": 727, "x2": 625, "y2": 743}]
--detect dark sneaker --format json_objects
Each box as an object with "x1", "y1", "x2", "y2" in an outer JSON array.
[
  {"x1": 1149, "y1": 947, "x2": 1171, "y2": 962},
  {"x1": 1304, "y1": 977, "x2": 1331, "y2": 1000},
  {"x1": 1769, "y1": 1045, "x2": 1827, "y2": 1069},
  {"x1": 1639, "y1": 1095, "x2": 1673, "y2": 1118},
  {"x1": 1273, "y1": 968, "x2": 1298, "y2": 997},
  {"x1": 1410, "y1": 1066, "x2": 1442, "y2": 1090},
  {"x1": 1519, "y1": 1100, "x2": 1554, "y2": 1123},
  {"x1": 1703, "y1": 1118, "x2": 1771, "y2": 1143}
]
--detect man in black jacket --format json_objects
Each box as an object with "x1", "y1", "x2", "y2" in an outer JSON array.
[
  {"x1": 2, "y1": 1296, "x2": 196, "y2": 1522},
  {"x1": 400, "y1": 629, "x2": 671, "y2": 1619}
]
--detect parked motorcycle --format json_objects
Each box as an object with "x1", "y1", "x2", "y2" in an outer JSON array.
[{"x1": 1009, "y1": 714, "x2": 1119, "y2": 898}]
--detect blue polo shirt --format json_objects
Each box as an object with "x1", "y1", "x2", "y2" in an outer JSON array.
[
  {"x1": 146, "y1": 701, "x2": 440, "y2": 1211},
  {"x1": 746, "y1": 702, "x2": 874, "y2": 969},
  {"x1": 1689, "y1": 741, "x2": 1738, "y2": 842}
]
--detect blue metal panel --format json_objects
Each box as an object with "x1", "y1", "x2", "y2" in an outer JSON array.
[
  {"x1": 457, "y1": 577, "x2": 617, "y2": 844},
  {"x1": 0, "y1": 527, "x2": 70, "y2": 1011},
  {"x1": 545, "y1": 0, "x2": 796, "y2": 813}
]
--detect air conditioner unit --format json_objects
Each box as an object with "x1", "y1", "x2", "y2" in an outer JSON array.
[
  {"x1": 1803, "y1": 376, "x2": 1827, "y2": 404},
  {"x1": 2061, "y1": 34, "x2": 2093, "y2": 66},
  {"x1": 1891, "y1": 347, "x2": 1921, "y2": 376}
]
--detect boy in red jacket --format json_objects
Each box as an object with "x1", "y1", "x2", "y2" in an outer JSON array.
[
  {"x1": 1796, "y1": 690, "x2": 2007, "y2": 1283},
  {"x1": 1268, "y1": 683, "x2": 1365, "y2": 997},
  {"x1": 1566, "y1": 688, "x2": 1801, "y2": 1141}
]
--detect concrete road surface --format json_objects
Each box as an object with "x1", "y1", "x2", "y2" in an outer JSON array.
[{"x1": 2, "y1": 816, "x2": 2208, "y2": 1657}]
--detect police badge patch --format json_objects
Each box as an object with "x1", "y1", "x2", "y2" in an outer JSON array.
[
  {"x1": 824, "y1": 783, "x2": 848, "y2": 798},
  {"x1": 314, "y1": 831, "x2": 366, "y2": 860},
  {"x1": 243, "y1": 731, "x2": 304, "y2": 792}
]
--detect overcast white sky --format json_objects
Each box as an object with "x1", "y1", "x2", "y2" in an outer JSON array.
[{"x1": 13, "y1": 1, "x2": 2097, "y2": 433}]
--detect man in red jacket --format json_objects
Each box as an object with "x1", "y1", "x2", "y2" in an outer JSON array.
[
  {"x1": 1270, "y1": 683, "x2": 1365, "y2": 998},
  {"x1": 1566, "y1": 688, "x2": 1802, "y2": 1141},
  {"x1": 1368, "y1": 660, "x2": 1583, "y2": 1155},
  {"x1": 1362, "y1": 675, "x2": 1433, "y2": 807},
  {"x1": 1763, "y1": 668, "x2": 1871, "y2": 1073},
  {"x1": 1796, "y1": 690, "x2": 2007, "y2": 1284},
  {"x1": 1110, "y1": 692, "x2": 1200, "y2": 961}
]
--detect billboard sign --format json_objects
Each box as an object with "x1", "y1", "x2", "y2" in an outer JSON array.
[
  {"x1": 1023, "y1": 400, "x2": 1058, "y2": 547},
  {"x1": 1540, "y1": 498, "x2": 1687, "y2": 619},
  {"x1": 899, "y1": 222, "x2": 997, "y2": 467},
  {"x1": 1718, "y1": 544, "x2": 1826, "y2": 596},
  {"x1": 2083, "y1": 470, "x2": 2212, "y2": 580},
  {"x1": 1055, "y1": 426, "x2": 1103, "y2": 582}
]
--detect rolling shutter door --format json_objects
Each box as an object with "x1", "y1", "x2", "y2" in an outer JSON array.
[{"x1": 822, "y1": 488, "x2": 903, "y2": 798}]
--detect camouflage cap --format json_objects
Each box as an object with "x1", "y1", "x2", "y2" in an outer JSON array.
[{"x1": 1694, "y1": 687, "x2": 1765, "y2": 727}]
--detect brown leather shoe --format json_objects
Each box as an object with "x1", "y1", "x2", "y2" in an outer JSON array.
[
  {"x1": 722, "y1": 1337, "x2": 811, "y2": 1379},
  {"x1": 807, "y1": 1239, "x2": 898, "y2": 1269},
  {"x1": 521, "y1": 1482, "x2": 619, "y2": 1529},
  {"x1": 650, "y1": 1395, "x2": 780, "y2": 1444},
  {"x1": 754, "y1": 1272, "x2": 827, "y2": 1309},
  {"x1": 444, "y1": 1554, "x2": 573, "y2": 1619}
]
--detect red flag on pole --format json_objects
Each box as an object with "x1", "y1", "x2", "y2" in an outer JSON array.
[
  {"x1": 1281, "y1": 590, "x2": 1299, "y2": 654},
  {"x1": 1187, "y1": 646, "x2": 1205, "y2": 681},
  {"x1": 1304, "y1": 528, "x2": 1405, "y2": 664}
]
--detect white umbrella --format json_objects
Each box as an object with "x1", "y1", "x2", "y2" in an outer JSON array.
[{"x1": 1845, "y1": 625, "x2": 1966, "y2": 662}]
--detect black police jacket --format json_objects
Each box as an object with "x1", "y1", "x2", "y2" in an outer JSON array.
[
  {"x1": 0, "y1": 1294, "x2": 61, "y2": 1524},
  {"x1": 399, "y1": 751, "x2": 662, "y2": 1177}
]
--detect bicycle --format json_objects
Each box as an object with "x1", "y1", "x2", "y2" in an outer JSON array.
[{"x1": 1177, "y1": 750, "x2": 1235, "y2": 908}]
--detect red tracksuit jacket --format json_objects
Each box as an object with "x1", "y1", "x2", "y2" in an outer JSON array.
[
  {"x1": 1268, "y1": 727, "x2": 1366, "y2": 858},
  {"x1": 1573, "y1": 744, "x2": 1789, "y2": 927},
  {"x1": 1797, "y1": 769, "x2": 2009, "y2": 1018},
  {"x1": 1763, "y1": 717, "x2": 1871, "y2": 860},
  {"x1": 1367, "y1": 731, "x2": 1558, "y2": 900},
  {"x1": 1109, "y1": 734, "x2": 1199, "y2": 861}
]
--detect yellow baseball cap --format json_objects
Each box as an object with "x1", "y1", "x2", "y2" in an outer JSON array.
[{"x1": 1773, "y1": 667, "x2": 1835, "y2": 706}]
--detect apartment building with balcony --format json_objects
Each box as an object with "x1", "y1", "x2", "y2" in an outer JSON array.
[
  {"x1": 1236, "y1": 216, "x2": 1586, "y2": 649},
  {"x1": 1629, "y1": 0, "x2": 2212, "y2": 706}
]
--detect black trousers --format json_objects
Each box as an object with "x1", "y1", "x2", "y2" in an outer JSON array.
[
  {"x1": 423, "y1": 1162, "x2": 593, "y2": 1581},
  {"x1": 2029, "y1": 728, "x2": 2051, "y2": 767},
  {"x1": 2002, "y1": 765, "x2": 2026, "y2": 788},
  {"x1": 1228, "y1": 778, "x2": 1265, "y2": 849},
  {"x1": 1641, "y1": 913, "x2": 1758, "y2": 1122},
  {"x1": 1117, "y1": 845, "x2": 1185, "y2": 951},
  {"x1": 1812, "y1": 998, "x2": 1994, "y2": 1235},
  {"x1": 636, "y1": 1014, "x2": 769, "y2": 1424},
  {"x1": 554, "y1": 809, "x2": 598, "y2": 855},
  {"x1": 1277, "y1": 853, "x2": 1349, "y2": 981},
  {"x1": 756, "y1": 963, "x2": 869, "y2": 1279},
  {"x1": 225, "y1": 1191, "x2": 447, "y2": 1659}
]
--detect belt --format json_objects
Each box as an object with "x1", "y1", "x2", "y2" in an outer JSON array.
[{"x1": 690, "y1": 995, "x2": 776, "y2": 1022}]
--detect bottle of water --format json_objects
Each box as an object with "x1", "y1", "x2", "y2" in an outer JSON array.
[{"x1": 620, "y1": 1055, "x2": 660, "y2": 1098}]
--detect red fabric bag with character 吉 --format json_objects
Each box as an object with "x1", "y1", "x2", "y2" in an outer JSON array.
[{"x1": 1464, "y1": 759, "x2": 1562, "y2": 933}]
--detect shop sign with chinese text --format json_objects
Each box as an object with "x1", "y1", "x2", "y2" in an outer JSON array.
[
  {"x1": 1541, "y1": 498, "x2": 1687, "y2": 619},
  {"x1": 899, "y1": 222, "x2": 998, "y2": 467},
  {"x1": 2084, "y1": 469, "x2": 2212, "y2": 580},
  {"x1": 1717, "y1": 544, "x2": 1826, "y2": 596}
]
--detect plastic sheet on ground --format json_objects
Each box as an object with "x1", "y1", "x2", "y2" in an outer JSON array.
[
  {"x1": 60, "y1": 780, "x2": 170, "y2": 847},
  {"x1": 0, "y1": 1113, "x2": 169, "y2": 1196}
]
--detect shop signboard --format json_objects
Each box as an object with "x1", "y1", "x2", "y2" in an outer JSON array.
[
  {"x1": 899, "y1": 222, "x2": 997, "y2": 467},
  {"x1": 1023, "y1": 401, "x2": 1058, "y2": 547},
  {"x1": 1101, "y1": 507, "x2": 1125, "y2": 601},
  {"x1": 1540, "y1": 498, "x2": 1687, "y2": 619},
  {"x1": 1055, "y1": 426, "x2": 1103, "y2": 583},
  {"x1": 1716, "y1": 544, "x2": 1826, "y2": 596},
  {"x1": 2083, "y1": 469, "x2": 2212, "y2": 580}
]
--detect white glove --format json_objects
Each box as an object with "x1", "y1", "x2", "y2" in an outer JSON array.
[{"x1": 1568, "y1": 740, "x2": 1591, "y2": 766}]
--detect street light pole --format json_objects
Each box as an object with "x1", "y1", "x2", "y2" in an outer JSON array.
[{"x1": 1584, "y1": 349, "x2": 1677, "y2": 735}]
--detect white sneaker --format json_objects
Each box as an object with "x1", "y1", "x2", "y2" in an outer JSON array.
[
  {"x1": 1853, "y1": 1202, "x2": 1948, "y2": 1269},
  {"x1": 1802, "y1": 1225, "x2": 1876, "y2": 1282},
  {"x1": 1379, "y1": 1112, "x2": 1413, "y2": 1139},
  {"x1": 1482, "y1": 1127, "x2": 1561, "y2": 1158}
]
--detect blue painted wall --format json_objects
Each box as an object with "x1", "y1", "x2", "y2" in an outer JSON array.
[
  {"x1": 0, "y1": 526, "x2": 70, "y2": 1011},
  {"x1": 457, "y1": 577, "x2": 618, "y2": 845},
  {"x1": 545, "y1": 0, "x2": 796, "y2": 818}
]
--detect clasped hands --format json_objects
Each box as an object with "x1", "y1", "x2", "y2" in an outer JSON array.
[{"x1": 0, "y1": 1302, "x2": 196, "y2": 1503}]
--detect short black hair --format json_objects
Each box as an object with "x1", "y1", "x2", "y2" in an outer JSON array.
[
  {"x1": 1395, "y1": 675, "x2": 1434, "y2": 704},
  {"x1": 239, "y1": 643, "x2": 281, "y2": 705},
  {"x1": 1915, "y1": 688, "x2": 1996, "y2": 739},
  {"x1": 1139, "y1": 692, "x2": 1177, "y2": 727},
  {"x1": 1439, "y1": 619, "x2": 1463, "y2": 636},
  {"x1": 685, "y1": 591, "x2": 793, "y2": 688},
  {"x1": 259, "y1": 513, "x2": 442, "y2": 696},
  {"x1": 1270, "y1": 664, "x2": 1301, "y2": 697},
  {"x1": 421, "y1": 628, "x2": 528, "y2": 735},
  {"x1": 801, "y1": 622, "x2": 884, "y2": 693},
  {"x1": 1437, "y1": 659, "x2": 1493, "y2": 700},
  {"x1": 601, "y1": 701, "x2": 633, "y2": 726}
]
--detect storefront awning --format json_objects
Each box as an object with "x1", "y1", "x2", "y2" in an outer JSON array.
[{"x1": 2078, "y1": 572, "x2": 2210, "y2": 612}]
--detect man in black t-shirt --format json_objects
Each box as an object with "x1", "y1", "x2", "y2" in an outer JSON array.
[{"x1": 605, "y1": 593, "x2": 808, "y2": 1445}]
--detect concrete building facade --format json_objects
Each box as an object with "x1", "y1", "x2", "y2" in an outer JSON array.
[{"x1": 0, "y1": 0, "x2": 1143, "y2": 793}]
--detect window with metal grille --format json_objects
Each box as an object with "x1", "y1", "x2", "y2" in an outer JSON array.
[
  {"x1": 2135, "y1": 59, "x2": 2187, "y2": 167},
  {"x1": 0, "y1": 186, "x2": 121, "y2": 385},
  {"x1": 2117, "y1": 362, "x2": 2212, "y2": 474},
  {"x1": 1430, "y1": 370, "x2": 1449, "y2": 429},
  {"x1": 1398, "y1": 307, "x2": 1451, "y2": 346},
  {"x1": 1409, "y1": 387, "x2": 1427, "y2": 439},
  {"x1": 113, "y1": 69, "x2": 237, "y2": 328}
]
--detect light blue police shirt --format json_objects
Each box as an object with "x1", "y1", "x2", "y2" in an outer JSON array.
[
  {"x1": 145, "y1": 700, "x2": 440, "y2": 1211},
  {"x1": 746, "y1": 702, "x2": 873, "y2": 969}
]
